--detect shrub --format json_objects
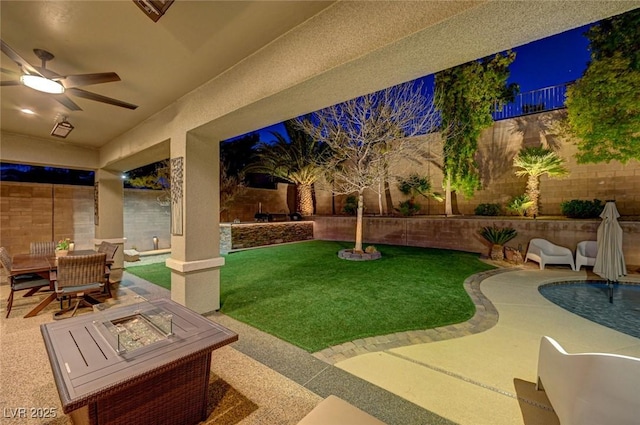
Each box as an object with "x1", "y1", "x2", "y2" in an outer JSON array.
[
  {"x1": 342, "y1": 195, "x2": 358, "y2": 215},
  {"x1": 507, "y1": 195, "x2": 534, "y2": 217},
  {"x1": 478, "y1": 225, "x2": 517, "y2": 245},
  {"x1": 396, "y1": 199, "x2": 421, "y2": 216},
  {"x1": 560, "y1": 199, "x2": 604, "y2": 218},
  {"x1": 474, "y1": 203, "x2": 501, "y2": 216}
]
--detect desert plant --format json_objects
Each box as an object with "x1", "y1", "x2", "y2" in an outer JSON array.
[
  {"x1": 396, "y1": 199, "x2": 421, "y2": 216},
  {"x1": 507, "y1": 195, "x2": 534, "y2": 216},
  {"x1": 474, "y1": 203, "x2": 501, "y2": 216},
  {"x1": 513, "y1": 146, "x2": 568, "y2": 216},
  {"x1": 342, "y1": 195, "x2": 358, "y2": 215},
  {"x1": 478, "y1": 226, "x2": 517, "y2": 260},
  {"x1": 561, "y1": 199, "x2": 604, "y2": 218}
]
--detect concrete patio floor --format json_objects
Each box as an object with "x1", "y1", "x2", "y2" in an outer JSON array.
[{"x1": 1, "y1": 260, "x2": 639, "y2": 425}]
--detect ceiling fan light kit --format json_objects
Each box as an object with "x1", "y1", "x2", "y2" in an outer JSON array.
[
  {"x1": 51, "y1": 118, "x2": 74, "y2": 138},
  {"x1": 1, "y1": 39, "x2": 138, "y2": 115},
  {"x1": 20, "y1": 74, "x2": 64, "y2": 94}
]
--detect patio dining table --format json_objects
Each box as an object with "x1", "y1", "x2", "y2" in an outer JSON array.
[{"x1": 11, "y1": 250, "x2": 112, "y2": 318}]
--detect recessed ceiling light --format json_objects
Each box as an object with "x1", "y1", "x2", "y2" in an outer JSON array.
[{"x1": 20, "y1": 108, "x2": 36, "y2": 115}]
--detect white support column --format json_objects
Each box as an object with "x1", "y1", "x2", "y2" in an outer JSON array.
[
  {"x1": 94, "y1": 169, "x2": 125, "y2": 281},
  {"x1": 167, "y1": 131, "x2": 223, "y2": 314}
]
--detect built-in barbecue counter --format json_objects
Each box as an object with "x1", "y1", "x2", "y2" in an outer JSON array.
[
  {"x1": 220, "y1": 220, "x2": 313, "y2": 253},
  {"x1": 40, "y1": 298, "x2": 238, "y2": 425}
]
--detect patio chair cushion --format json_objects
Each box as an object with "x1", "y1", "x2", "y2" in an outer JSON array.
[
  {"x1": 297, "y1": 395, "x2": 386, "y2": 425},
  {"x1": 525, "y1": 238, "x2": 575, "y2": 271},
  {"x1": 1, "y1": 246, "x2": 51, "y2": 318}
]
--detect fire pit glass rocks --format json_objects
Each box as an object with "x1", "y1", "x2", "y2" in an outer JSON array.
[{"x1": 93, "y1": 297, "x2": 173, "y2": 354}]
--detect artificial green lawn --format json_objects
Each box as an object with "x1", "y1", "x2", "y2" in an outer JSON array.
[{"x1": 126, "y1": 240, "x2": 495, "y2": 352}]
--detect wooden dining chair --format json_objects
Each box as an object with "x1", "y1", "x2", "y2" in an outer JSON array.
[
  {"x1": 52, "y1": 252, "x2": 111, "y2": 319},
  {"x1": 0, "y1": 247, "x2": 50, "y2": 318},
  {"x1": 30, "y1": 241, "x2": 57, "y2": 255}
]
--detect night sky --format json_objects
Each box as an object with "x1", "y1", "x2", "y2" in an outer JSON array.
[{"x1": 251, "y1": 22, "x2": 594, "y2": 143}]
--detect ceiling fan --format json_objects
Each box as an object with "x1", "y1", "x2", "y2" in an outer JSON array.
[{"x1": 0, "y1": 39, "x2": 138, "y2": 111}]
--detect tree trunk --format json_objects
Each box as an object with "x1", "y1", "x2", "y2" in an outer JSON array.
[
  {"x1": 490, "y1": 244, "x2": 504, "y2": 261},
  {"x1": 445, "y1": 176, "x2": 452, "y2": 216},
  {"x1": 526, "y1": 175, "x2": 540, "y2": 217},
  {"x1": 297, "y1": 183, "x2": 314, "y2": 216},
  {"x1": 354, "y1": 191, "x2": 364, "y2": 252},
  {"x1": 378, "y1": 180, "x2": 383, "y2": 215},
  {"x1": 384, "y1": 180, "x2": 393, "y2": 215}
]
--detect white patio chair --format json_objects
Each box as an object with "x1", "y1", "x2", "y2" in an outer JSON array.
[
  {"x1": 525, "y1": 238, "x2": 575, "y2": 271},
  {"x1": 575, "y1": 240, "x2": 597, "y2": 271},
  {"x1": 537, "y1": 336, "x2": 640, "y2": 425}
]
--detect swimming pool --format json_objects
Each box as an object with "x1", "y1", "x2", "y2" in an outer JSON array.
[{"x1": 539, "y1": 280, "x2": 640, "y2": 339}]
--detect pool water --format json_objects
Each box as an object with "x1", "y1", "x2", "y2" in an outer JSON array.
[{"x1": 539, "y1": 280, "x2": 640, "y2": 339}]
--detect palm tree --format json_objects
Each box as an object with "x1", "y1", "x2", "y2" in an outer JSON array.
[
  {"x1": 513, "y1": 146, "x2": 568, "y2": 216},
  {"x1": 250, "y1": 120, "x2": 328, "y2": 216}
]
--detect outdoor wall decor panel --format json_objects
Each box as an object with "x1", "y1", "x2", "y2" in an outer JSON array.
[{"x1": 170, "y1": 157, "x2": 183, "y2": 236}]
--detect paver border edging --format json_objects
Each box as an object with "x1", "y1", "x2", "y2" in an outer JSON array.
[{"x1": 313, "y1": 267, "x2": 513, "y2": 365}]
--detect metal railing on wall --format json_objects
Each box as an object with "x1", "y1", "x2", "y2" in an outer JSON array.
[{"x1": 492, "y1": 82, "x2": 572, "y2": 121}]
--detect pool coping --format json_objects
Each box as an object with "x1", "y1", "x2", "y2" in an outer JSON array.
[
  {"x1": 313, "y1": 269, "x2": 640, "y2": 364},
  {"x1": 312, "y1": 267, "x2": 509, "y2": 364}
]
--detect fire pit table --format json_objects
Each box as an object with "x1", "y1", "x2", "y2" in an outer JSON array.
[{"x1": 40, "y1": 297, "x2": 238, "y2": 425}]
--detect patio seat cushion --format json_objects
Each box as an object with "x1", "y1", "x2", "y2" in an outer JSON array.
[{"x1": 297, "y1": 395, "x2": 386, "y2": 425}]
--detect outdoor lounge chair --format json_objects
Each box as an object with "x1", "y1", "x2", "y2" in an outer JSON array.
[
  {"x1": 525, "y1": 238, "x2": 575, "y2": 270},
  {"x1": 0, "y1": 247, "x2": 50, "y2": 318},
  {"x1": 537, "y1": 336, "x2": 640, "y2": 425},
  {"x1": 575, "y1": 240, "x2": 597, "y2": 271}
]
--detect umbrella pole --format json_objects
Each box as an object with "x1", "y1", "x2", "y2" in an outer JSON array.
[{"x1": 608, "y1": 280, "x2": 616, "y2": 303}]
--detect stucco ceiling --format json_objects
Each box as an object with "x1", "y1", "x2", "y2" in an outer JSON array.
[{"x1": 1, "y1": 1, "x2": 639, "y2": 158}]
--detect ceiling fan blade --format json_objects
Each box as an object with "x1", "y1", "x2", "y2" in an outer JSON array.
[
  {"x1": 60, "y1": 72, "x2": 121, "y2": 88},
  {"x1": 1, "y1": 67, "x2": 19, "y2": 76},
  {"x1": 67, "y1": 87, "x2": 138, "y2": 110},
  {"x1": 0, "y1": 39, "x2": 43, "y2": 77},
  {"x1": 0, "y1": 80, "x2": 21, "y2": 86},
  {"x1": 34, "y1": 66, "x2": 60, "y2": 80},
  {"x1": 53, "y1": 94, "x2": 83, "y2": 111}
]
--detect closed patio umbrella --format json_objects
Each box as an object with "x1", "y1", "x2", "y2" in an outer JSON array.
[{"x1": 593, "y1": 201, "x2": 626, "y2": 302}]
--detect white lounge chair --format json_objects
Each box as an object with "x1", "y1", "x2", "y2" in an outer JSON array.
[
  {"x1": 525, "y1": 238, "x2": 575, "y2": 270},
  {"x1": 575, "y1": 240, "x2": 597, "y2": 271},
  {"x1": 537, "y1": 336, "x2": 640, "y2": 425}
]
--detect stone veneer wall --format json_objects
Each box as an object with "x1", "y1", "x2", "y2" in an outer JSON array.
[
  {"x1": 312, "y1": 216, "x2": 640, "y2": 267},
  {"x1": 220, "y1": 221, "x2": 313, "y2": 253}
]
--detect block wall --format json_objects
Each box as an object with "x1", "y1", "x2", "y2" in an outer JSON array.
[
  {"x1": 313, "y1": 110, "x2": 640, "y2": 217},
  {"x1": 312, "y1": 216, "x2": 640, "y2": 267},
  {"x1": 0, "y1": 182, "x2": 94, "y2": 254}
]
